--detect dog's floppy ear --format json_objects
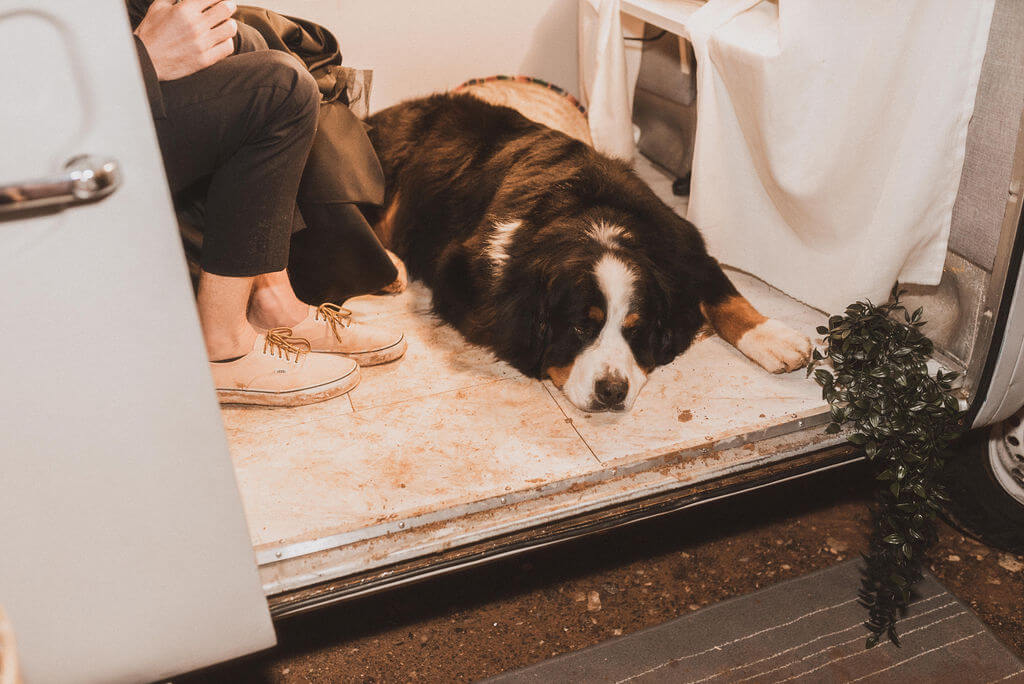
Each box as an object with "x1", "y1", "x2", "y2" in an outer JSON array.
[
  {"x1": 645, "y1": 265, "x2": 686, "y2": 366},
  {"x1": 488, "y1": 266, "x2": 553, "y2": 377},
  {"x1": 525, "y1": 290, "x2": 552, "y2": 374},
  {"x1": 652, "y1": 320, "x2": 678, "y2": 367},
  {"x1": 649, "y1": 256, "x2": 710, "y2": 365}
]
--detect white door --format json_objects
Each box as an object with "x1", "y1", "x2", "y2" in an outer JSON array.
[{"x1": 0, "y1": 1, "x2": 276, "y2": 682}]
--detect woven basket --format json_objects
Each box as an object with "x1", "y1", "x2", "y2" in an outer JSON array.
[{"x1": 455, "y1": 76, "x2": 593, "y2": 146}]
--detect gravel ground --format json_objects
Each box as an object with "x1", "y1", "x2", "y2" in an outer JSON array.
[{"x1": 182, "y1": 462, "x2": 1024, "y2": 683}]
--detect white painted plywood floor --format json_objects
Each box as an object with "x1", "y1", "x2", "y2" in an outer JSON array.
[
  {"x1": 221, "y1": 160, "x2": 830, "y2": 555},
  {"x1": 222, "y1": 276, "x2": 825, "y2": 554}
]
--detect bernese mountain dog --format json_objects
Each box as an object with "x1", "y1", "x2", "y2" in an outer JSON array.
[{"x1": 364, "y1": 93, "x2": 812, "y2": 412}]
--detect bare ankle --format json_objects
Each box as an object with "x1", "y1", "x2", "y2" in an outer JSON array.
[
  {"x1": 205, "y1": 324, "x2": 257, "y2": 362},
  {"x1": 248, "y1": 282, "x2": 309, "y2": 330}
]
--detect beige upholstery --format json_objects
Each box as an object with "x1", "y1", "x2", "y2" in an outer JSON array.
[{"x1": 949, "y1": 0, "x2": 1024, "y2": 271}]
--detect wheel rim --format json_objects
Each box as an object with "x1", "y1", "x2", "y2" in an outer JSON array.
[{"x1": 988, "y1": 409, "x2": 1024, "y2": 506}]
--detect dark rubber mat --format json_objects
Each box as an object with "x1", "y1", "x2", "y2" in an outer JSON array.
[{"x1": 487, "y1": 560, "x2": 1024, "y2": 683}]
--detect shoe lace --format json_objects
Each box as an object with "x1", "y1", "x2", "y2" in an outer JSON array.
[
  {"x1": 263, "y1": 327, "x2": 311, "y2": 363},
  {"x1": 315, "y1": 302, "x2": 353, "y2": 342}
]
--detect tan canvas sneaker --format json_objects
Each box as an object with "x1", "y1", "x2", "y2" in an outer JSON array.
[
  {"x1": 287, "y1": 303, "x2": 407, "y2": 366},
  {"x1": 210, "y1": 327, "x2": 360, "y2": 407}
]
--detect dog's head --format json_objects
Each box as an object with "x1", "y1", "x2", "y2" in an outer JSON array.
[{"x1": 504, "y1": 215, "x2": 708, "y2": 413}]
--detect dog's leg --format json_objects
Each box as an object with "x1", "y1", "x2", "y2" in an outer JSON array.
[
  {"x1": 374, "y1": 191, "x2": 401, "y2": 250},
  {"x1": 371, "y1": 192, "x2": 409, "y2": 295},
  {"x1": 378, "y1": 250, "x2": 408, "y2": 294},
  {"x1": 701, "y1": 294, "x2": 811, "y2": 373},
  {"x1": 693, "y1": 256, "x2": 811, "y2": 373}
]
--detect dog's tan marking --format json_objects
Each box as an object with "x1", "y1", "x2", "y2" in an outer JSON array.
[
  {"x1": 378, "y1": 249, "x2": 408, "y2": 295},
  {"x1": 588, "y1": 306, "x2": 605, "y2": 323},
  {"x1": 623, "y1": 312, "x2": 640, "y2": 329},
  {"x1": 546, "y1": 364, "x2": 574, "y2": 389},
  {"x1": 702, "y1": 295, "x2": 811, "y2": 373},
  {"x1": 701, "y1": 295, "x2": 766, "y2": 347},
  {"x1": 376, "y1": 192, "x2": 401, "y2": 248}
]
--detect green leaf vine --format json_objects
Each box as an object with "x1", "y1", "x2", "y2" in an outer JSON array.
[{"x1": 809, "y1": 287, "x2": 965, "y2": 648}]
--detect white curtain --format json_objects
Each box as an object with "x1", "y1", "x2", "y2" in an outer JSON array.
[
  {"x1": 581, "y1": 0, "x2": 995, "y2": 313},
  {"x1": 578, "y1": 0, "x2": 635, "y2": 161}
]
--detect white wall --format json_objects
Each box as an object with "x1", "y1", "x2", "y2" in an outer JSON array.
[{"x1": 265, "y1": 0, "x2": 580, "y2": 112}]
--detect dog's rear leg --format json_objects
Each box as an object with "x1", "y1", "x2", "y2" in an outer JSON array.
[
  {"x1": 700, "y1": 271, "x2": 811, "y2": 373},
  {"x1": 371, "y1": 192, "x2": 409, "y2": 294},
  {"x1": 378, "y1": 250, "x2": 408, "y2": 294}
]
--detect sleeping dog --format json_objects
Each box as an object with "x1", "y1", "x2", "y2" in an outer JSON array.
[{"x1": 365, "y1": 93, "x2": 811, "y2": 412}]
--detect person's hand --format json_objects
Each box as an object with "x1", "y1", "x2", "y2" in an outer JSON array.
[{"x1": 134, "y1": 0, "x2": 238, "y2": 81}]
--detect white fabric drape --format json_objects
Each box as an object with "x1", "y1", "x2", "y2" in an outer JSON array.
[
  {"x1": 686, "y1": 0, "x2": 994, "y2": 312},
  {"x1": 578, "y1": 0, "x2": 636, "y2": 160},
  {"x1": 580, "y1": 0, "x2": 995, "y2": 313}
]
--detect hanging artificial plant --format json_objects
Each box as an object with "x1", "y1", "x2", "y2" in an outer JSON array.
[{"x1": 809, "y1": 287, "x2": 965, "y2": 648}]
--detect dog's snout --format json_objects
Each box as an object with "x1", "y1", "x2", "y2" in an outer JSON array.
[{"x1": 594, "y1": 374, "x2": 628, "y2": 408}]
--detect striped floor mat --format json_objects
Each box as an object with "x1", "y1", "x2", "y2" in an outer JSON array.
[{"x1": 488, "y1": 560, "x2": 1023, "y2": 683}]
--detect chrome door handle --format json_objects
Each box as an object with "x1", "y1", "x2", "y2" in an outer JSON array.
[{"x1": 0, "y1": 154, "x2": 121, "y2": 215}]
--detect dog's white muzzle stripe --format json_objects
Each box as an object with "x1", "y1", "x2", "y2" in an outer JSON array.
[{"x1": 563, "y1": 253, "x2": 648, "y2": 411}]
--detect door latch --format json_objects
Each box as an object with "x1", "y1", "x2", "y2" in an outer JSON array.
[{"x1": 0, "y1": 154, "x2": 120, "y2": 215}]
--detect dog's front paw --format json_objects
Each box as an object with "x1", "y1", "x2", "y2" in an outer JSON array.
[{"x1": 736, "y1": 319, "x2": 812, "y2": 373}]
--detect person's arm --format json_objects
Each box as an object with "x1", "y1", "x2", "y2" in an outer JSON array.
[{"x1": 133, "y1": 0, "x2": 238, "y2": 81}]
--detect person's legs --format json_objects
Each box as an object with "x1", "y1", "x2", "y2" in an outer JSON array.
[
  {"x1": 147, "y1": 48, "x2": 366, "y2": 404},
  {"x1": 247, "y1": 269, "x2": 308, "y2": 330},
  {"x1": 197, "y1": 272, "x2": 257, "y2": 361},
  {"x1": 154, "y1": 48, "x2": 319, "y2": 362},
  {"x1": 156, "y1": 49, "x2": 319, "y2": 273},
  {"x1": 154, "y1": 44, "x2": 404, "y2": 377}
]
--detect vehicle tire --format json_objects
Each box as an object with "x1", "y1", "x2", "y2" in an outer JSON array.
[{"x1": 943, "y1": 409, "x2": 1024, "y2": 554}]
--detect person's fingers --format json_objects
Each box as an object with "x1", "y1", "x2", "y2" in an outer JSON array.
[
  {"x1": 203, "y1": 18, "x2": 238, "y2": 49},
  {"x1": 180, "y1": 0, "x2": 229, "y2": 14},
  {"x1": 201, "y1": 0, "x2": 236, "y2": 28},
  {"x1": 203, "y1": 35, "x2": 236, "y2": 67}
]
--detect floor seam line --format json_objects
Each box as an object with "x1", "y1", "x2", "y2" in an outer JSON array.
[
  {"x1": 349, "y1": 376, "x2": 513, "y2": 413},
  {"x1": 540, "y1": 382, "x2": 602, "y2": 462}
]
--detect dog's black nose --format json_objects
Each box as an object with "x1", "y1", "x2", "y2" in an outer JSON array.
[{"x1": 594, "y1": 375, "x2": 628, "y2": 408}]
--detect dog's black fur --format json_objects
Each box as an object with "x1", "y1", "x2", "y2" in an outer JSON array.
[{"x1": 364, "y1": 93, "x2": 745, "y2": 403}]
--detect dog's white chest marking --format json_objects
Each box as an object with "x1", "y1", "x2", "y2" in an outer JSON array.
[
  {"x1": 563, "y1": 253, "x2": 648, "y2": 411},
  {"x1": 487, "y1": 219, "x2": 521, "y2": 273},
  {"x1": 586, "y1": 221, "x2": 627, "y2": 250}
]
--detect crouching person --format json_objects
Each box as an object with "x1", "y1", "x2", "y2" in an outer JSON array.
[{"x1": 128, "y1": 0, "x2": 406, "y2": 407}]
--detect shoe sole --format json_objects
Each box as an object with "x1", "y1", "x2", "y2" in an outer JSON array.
[
  {"x1": 317, "y1": 335, "x2": 408, "y2": 367},
  {"x1": 216, "y1": 365, "x2": 361, "y2": 407}
]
